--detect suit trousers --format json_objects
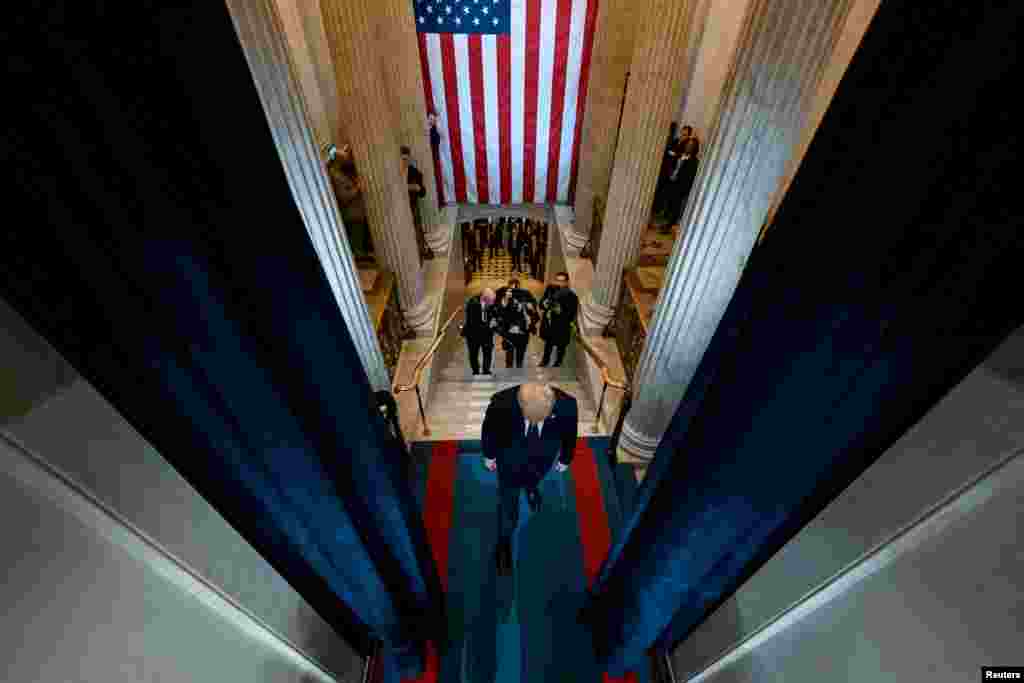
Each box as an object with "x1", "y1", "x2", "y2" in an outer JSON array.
[
  {"x1": 541, "y1": 339, "x2": 567, "y2": 366},
  {"x1": 498, "y1": 484, "x2": 521, "y2": 546},
  {"x1": 504, "y1": 335, "x2": 528, "y2": 368},
  {"x1": 466, "y1": 338, "x2": 493, "y2": 374}
]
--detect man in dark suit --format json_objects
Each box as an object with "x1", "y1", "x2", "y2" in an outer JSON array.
[
  {"x1": 520, "y1": 220, "x2": 535, "y2": 275},
  {"x1": 462, "y1": 222, "x2": 480, "y2": 273},
  {"x1": 508, "y1": 219, "x2": 524, "y2": 273},
  {"x1": 539, "y1": 271, "x2": 579, "y2": 367},
  {"x1": 460, "y1": 287, "x2": 498, "y2": 375},
  {"x1": 401, "y1": 146, "x2": 433, "y2": 261},
  {"x1": 482, "y1": 382, "x2": 579, "y2": 575},
  {"x1": 489, "y1": 217, "x2": 504, "y2": 259},
  {"x1": 529, "y1": 223, "x2": 547, "y2": 280},
  {"x1": 666, "y1": 137, "x2": 700, "y2": 229}
]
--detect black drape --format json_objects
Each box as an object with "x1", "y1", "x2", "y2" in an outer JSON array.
[
  {"x1": 4, "y1": 3, "x2": 444, "y2": 678},
  {"x1": 582, "y1": 2, "x2": 1024, "y2": 674}
]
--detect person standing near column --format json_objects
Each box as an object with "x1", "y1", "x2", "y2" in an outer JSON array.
[
  {"x1": 665, "y1": 137, "x2": 701, "y2": 231},
  {"x1": 482, "y1": 382, "x2": 578, "y2": 576},
  {"x1": 539, "y1": 271, "x2": 579, "y2": 367},
  {"x1": 401, "y1": 146, "x2": 433, "y2": 260},
  {"x1": 461, "y1": 287, "x2": 498, "y2": 375}
]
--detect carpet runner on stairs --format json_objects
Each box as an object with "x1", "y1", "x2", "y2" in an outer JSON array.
[{"x1": 387, "y1": 437, "x2": 644, "y2": 683}]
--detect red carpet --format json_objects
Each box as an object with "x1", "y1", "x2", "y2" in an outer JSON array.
[
  {"x1": 381, "y1": 439, "x2": 642, "y2": 683},
  {"x1": 571, "y1": 438, "x2": 639, "y2": 683}
]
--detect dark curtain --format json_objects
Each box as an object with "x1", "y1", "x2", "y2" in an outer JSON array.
[
  {"x1": 3, "y1": 3, "x2": 443, "y2": 678},
  {"x1": 582, "y1": 2, "x2": 1024, "y2": 675}
]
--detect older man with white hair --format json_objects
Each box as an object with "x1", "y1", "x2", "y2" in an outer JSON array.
[
  {"x1": 461, "y1": 287, "x2": 498, "y2": 375},
  {"x1": 482, "y1": 382, "x2": 579, "y2": 576}
]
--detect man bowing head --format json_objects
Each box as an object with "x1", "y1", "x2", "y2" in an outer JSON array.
[{"x1": 482, "y1": 382, "x2": 579, "y2": 576}]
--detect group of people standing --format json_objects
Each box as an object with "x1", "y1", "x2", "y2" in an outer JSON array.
[
  {"x1": 653, "y1": 123, "x2": 702, "y2": 227},
  {"x1": 461, "y1": 217, "x2": 548, "y2": 280},
  {"x1": 328, "y1": 145, "x2": 432, "y2": 261},
  {"x1": 460, "y1": 271, "x2": 579, "y2": 375}
]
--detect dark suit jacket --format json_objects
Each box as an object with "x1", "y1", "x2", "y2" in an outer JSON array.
[
  {"x1": 507, "y1": 227, "x2": 525, "y2": 254},
  {"x1": 669, "y1": 156, "x2": 699, "y2": 221},
  {"x1": 461, "y1": 295, "x2": 497, "y2": 343},
  {"x1": 407, "y1": 166, "x2": 426, "y2": 202},
  {"x1": 462, "y1": 223, "x2": 476, "y2": 253},
  {"x1": 489, "y1": 222, "x2": 504, "y2": 247},
  {"x1": 482, "y1": 386, "x2": 579, "y2": 490},
  {"x1": 539, "y1": 287, "x2": 579, "y2": 345}
]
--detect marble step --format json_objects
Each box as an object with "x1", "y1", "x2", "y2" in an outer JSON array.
[
  {"x1": 421, "y1": 378, "x2": 605, "y2": 441},
  {"x1": 435, "y1": 366, "x2": 578, "y2": 382}
]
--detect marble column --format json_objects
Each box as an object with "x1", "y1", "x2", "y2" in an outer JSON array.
[
  {"x1": 381, "y1": 0, "x2": 442, "y2": 241},
  {"x1": 569, "y1": 0, "x2": 641, "y2": 252},
  {"x1": 226, "y1": 0, "x2": 391, "y2": 390},
  {"x1": 579, "y1": 0, "x2": 698, "y2": 332},
  {"x1": 322, "y1": 0, "x2": 436, "y2": 335},
  {"x1": 620, "y1": 0, "x2": 852, "y2": 460}
]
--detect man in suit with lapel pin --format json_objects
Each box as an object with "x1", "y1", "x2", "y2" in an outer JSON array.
[{"x1": 481, "y1": 382, "x2": 579, "y2": 576}]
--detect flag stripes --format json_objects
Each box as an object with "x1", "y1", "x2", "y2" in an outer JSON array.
[{"x1": 417, "y1": 0, "x2": 599, "y2": 204}]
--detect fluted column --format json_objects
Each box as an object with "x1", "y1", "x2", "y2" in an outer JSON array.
[
  {"x1": 579, "y1": 0, "x2": 697, "y2": 332},
  {"x1": 381, "y1": 0, "x2": 442, "y2": 235},
  {"x1": 226, "y1": 0, "x2": 391, "y2": 390},
  {"x1": 570, "y1": 0, "x2": 640, "y2": 251},
  {"x1": 620, "y1": 0, "x2": 852, "y2": 460},
  {"x1": 322, "y1": 0, "x2": 436, "y2": 335}
]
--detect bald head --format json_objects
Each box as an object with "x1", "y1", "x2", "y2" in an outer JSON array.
[
  {"x1": 481, "y1": 288, "x2": 496, "y2": 305},
  {"x1": 518, "y1": 383, "x2": 555, "y2": 423}
]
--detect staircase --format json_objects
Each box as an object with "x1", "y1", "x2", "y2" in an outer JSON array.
[{"x1": 424, "y1": 335, "x2": 602, "y2": 440}]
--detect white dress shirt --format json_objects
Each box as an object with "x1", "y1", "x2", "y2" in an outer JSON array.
[{"x1": 524, "y1": 419, "x2": 544, "y2": 437}]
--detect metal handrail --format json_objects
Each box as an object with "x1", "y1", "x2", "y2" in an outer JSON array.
[
  {"x1": 572, "y1": 314, "x2": 631, "y2": 434},
  {"x1": 392, "y1": 308, "x2": 462, "y2": 436}
]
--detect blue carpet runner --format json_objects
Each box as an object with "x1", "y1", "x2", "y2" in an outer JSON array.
[{"x1": 395, "y1": 437, "x2": 645, "y2": 683}]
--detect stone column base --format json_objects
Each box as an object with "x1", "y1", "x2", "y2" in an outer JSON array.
[
  {"x1": 566, "y1": 228, "x2": 589, "y2": 255},
  {"x1": 424, "y1": 224, "x2": 450, "y2": 254},
  {"x1": 403, "y1": 293, "x2": 438, "y2": 337},
  {"x1": 619, "y1": 419, "x2": 659, "y2": 461}
]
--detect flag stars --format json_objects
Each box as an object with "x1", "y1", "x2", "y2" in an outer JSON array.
[
  {"x1": 445, "y1": 4, "x2": 452, "y2": 13},
  {"x1": 419, "y1": 16, "x2": 425, "y2": 23},
  {"x1": 481, "y1": 6, "x2": 488, "y2": 14},
  {"x1": 493, "y1": 17, "x2": 499, "y2": 25},
  {"x1": 426, "y1": 4, "x2": 432, "y2": 12},
  {"x1": 455, "y1": 16, "x2": 461, "y2": 25},
  {"x1": 464, "y1": 5, "x2": 470, "y2": 12},
  {"x1": 473, "y1": 16, "x2": 480, "y2": 25}
]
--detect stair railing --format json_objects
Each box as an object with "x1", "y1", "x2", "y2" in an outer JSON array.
[
  {"x1": 392, "y1": 308, "x2": 462, "y2": 437},
  {"x1": 572, "y1": 316, "x2": 632, "y2": 436}
]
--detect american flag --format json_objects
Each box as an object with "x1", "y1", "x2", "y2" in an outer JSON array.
[{"x1": 415, "y1": 0, "x2": 599, "y2": 205}]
